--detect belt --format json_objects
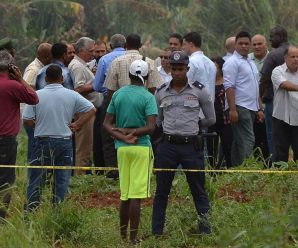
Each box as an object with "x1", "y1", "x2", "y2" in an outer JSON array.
[
  {"x1": 0, "y1": 135, "x2": 16, "y2": 140},
  {"x1": 163, "y1": 133, "x2": 197, "y2": 144},
  {"x1": 37, "y1": 136, "x2": 71, "y2": 140}
]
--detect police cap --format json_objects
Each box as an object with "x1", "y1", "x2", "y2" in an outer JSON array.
[{"x1": 169, "y1": 51, "x2": 189, "y2": 65}]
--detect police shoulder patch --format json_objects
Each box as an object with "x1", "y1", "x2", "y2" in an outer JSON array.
[
  {"x1": 156, "y1": 83, "x2": 167, "y2": 92},
  {"x1": 193, "y1": 81, "x2": 205, "y2": 90}
]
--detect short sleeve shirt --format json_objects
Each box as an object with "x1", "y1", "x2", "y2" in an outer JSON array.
[
  {"x1": 271, "y1": 63, "x2": 298, "y2": 125},
  {"x1": 104, "y1": 50, "x2": 162, "y2": 91},
  {"x1": 107, "y1": 85, "x2": 158, "y2": 148},
  {"x1": 22, "y1": 84, "x2": 94, "y2": 138}
]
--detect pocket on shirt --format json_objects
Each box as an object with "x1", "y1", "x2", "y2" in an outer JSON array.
[
  {"x1": 183, "y1": 100, "x2": 199, "y2": 108},
  {"x1": 160, "y1": 100, "x2": 172, "y2": 109}
]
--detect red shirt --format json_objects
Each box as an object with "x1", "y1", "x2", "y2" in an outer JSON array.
[{"x1": 0, "y1": 74, "x2": 38, "y2": 136}]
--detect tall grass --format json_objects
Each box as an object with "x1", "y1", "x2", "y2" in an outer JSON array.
[{"x1": 0, "y1": 131, "x2": 297, "y2": 247}]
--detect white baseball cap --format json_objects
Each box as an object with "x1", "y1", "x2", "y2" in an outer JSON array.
[{"x1": 129, "y1": 59, "x2": 149, "y2": 84}]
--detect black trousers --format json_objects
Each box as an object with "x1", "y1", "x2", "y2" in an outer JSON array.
[
  {"x1": 101, "y1": 101, "x2": 118, "y2": 178},
  {"x1": 152, "y1": 140, "x2": 209, "y2": 235},
  {"x1": 253, "y1": 120, "x2": 269, "y2": 159},
  {"x1": 272, "y1": 117, "x2": 298, "y2": 162},
  {"x1": 0, "y1": 136, "x2": 17, "y2": 219},
  {"x1": 93, "y1": 107, "x2": 105, "y2": 174},
  {"x1": 207, "y1": 123, "x2": 233, "y2": 168}
]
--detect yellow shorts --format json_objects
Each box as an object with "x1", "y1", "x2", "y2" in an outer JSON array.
[{"x1": 117, "y1": 146, "x2": 153, "y2": 201}]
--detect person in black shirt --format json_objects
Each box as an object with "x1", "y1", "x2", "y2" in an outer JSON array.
[{"x1": 207, "y1": 57, "x2": 233, "y2": 168}]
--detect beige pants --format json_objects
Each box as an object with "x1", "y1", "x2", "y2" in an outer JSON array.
[{"x1": 75, "y1": 115, "x2": 95, "y2": 175}]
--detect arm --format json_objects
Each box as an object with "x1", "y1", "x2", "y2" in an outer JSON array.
[
  {"x1": 75, "y1": 83, "x2": 94, "y2": 94},
  {"x1": 223, "y1": 59, "x2": 238, "y2": 123},
  {"x1": 199, "y1": 89, "x2": 216, "y2": 127},
  {"x1": 69, "y1": 108, "x2": 96, "y2": 132},
  {"x1": 103, "y1": 113, "x2": 138, "y2": 144},
  {"x1": 113, "y1": 116, "x2": 156, "y2": 137},
  {"x1": 279, "y1": 81, "x2": 298, "y2": 91},
  {"x1": 256, "y1": 97, "x2": 265, "y2": 123},
  {"x1": 271, "y1": 65, "x2": 298, "y2": 92},
  {"x1": 226, "y1": 87, "x2": 238, "y2": 123}
]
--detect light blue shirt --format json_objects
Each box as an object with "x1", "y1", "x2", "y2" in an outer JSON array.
[
  {"x1": 223, "y1": 51, "x2": 260, "y2": 111},
  {"x1": 22, "y1": 84, "x2": 94, "y2": 138},
  {"x1": 93, "y1": 47, "x2": 125, "y2": 93},
  {"x1": 187, "y1": 51, "x2": 216, "y2": 100},
  {"x1": 36, "y1": 60, "x2": 74, "y2": 90}
]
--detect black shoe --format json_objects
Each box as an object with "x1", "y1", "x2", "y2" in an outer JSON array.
[
  {"x1": 105, "y1": 171, "x2": 119, "y2": 180},
  {"x1": 198, "y1": 215, "x2": 211, "y2": 235}
]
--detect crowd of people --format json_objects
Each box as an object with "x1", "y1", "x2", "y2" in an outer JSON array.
[{"x1": 0, "y1": 25, "x2": 297, "y2": 243}]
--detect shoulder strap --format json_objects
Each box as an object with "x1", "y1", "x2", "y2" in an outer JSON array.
[{"x1": 193, "y1": 81, "x2": 205, "y2": 90}]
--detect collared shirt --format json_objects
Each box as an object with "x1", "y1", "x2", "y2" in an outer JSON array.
[
  {"x1": 69, "y1": 55, "x2": 103, "y2": 108},
  {"x1": 223, "y1": 51, "x2": 260, "y2": 111},
  {"x1": 157, "y1": 66, "x2": 172, "y2": 86},
  {"x1": 187, "y1": 51, "x2": 216, "y2": 100},
  {"x1": 223, "y1": 52, "x2": 233, "y2": 61},
  {"x1": 36, "y1": 60, "x2": 74, "y2": 90},
  {"x1": 93, "y1": 48, "x2": 125, "y2": 92},
  {"x1": 0, "y1": 74, "x2": 38, "y2": 136},
  {"x1": 155, "y1": 82, "x2": 216, "y2": 136},
  {"x1": 104, "y1": 50, "x2": 162, "y2": 91},
  {"x1": 271, "y1": 63, "x2": 298, "y2": 125},
  {"x1": 248, "y1": 51, "x2": 269, "y2": 73},
  {"x1": 22, "y1": 84, "x2": 94, "y2": 138},
  {"x1": 23, "y1": 58, "x2": 44, "y2": 87}
]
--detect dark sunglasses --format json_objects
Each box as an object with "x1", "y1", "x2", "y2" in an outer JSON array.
[{"x1": 160, "y1": 56, "x2": 169, "y2": 59}]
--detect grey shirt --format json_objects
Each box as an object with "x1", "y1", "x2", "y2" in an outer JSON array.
[
  {"x1": 271, "y1": 63, "x2": 298, "y2": 126},
  {"x1": 155, "y1": 81, "x2": 216, "y2": 136}
]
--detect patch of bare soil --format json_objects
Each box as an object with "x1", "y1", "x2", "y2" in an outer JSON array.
[
  {"x1": 71, "y1": 192, "x2": 189, "y2": 209},
  {"x1": 217, "y1": 185, "x2": 253, "y2": 203}
]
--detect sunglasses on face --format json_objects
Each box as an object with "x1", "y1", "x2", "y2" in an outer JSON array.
[{"x1": 160, "y1": 56, "x2": 169, "y2": 59}]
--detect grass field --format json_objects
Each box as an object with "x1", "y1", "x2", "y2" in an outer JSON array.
[{"x1": 0, "y1": 131, "x2": 297, "y2": 248}]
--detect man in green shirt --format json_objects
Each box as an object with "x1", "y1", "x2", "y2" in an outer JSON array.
[{"x1": 103, "y1": 60, "x2": 158, "y2": 244}]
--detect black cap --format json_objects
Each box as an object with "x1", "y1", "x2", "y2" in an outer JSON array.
[{"x1": 169, "y1": 51, "x2": 189, "y2": 65}]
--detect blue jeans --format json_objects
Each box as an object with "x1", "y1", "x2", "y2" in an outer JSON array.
[
  {"x1": 264, "y1": 101, "x2": 273, "y2": 154},
  {"x1": 26, "y1": 137, "x2": 73, "y2": 211},
  {"x1": 24, "y1": 125, "x2": 36, "y2": 162}
]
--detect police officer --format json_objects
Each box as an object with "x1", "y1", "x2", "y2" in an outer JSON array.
[{"x1": 152, "y1": 51, "x2": 216, "y2": 235}]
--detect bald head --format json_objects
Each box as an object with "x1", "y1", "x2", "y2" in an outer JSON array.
[
  {"x1": 251, "y1": 34, "x2": 267, "y2": 59},
  {"x1": 225, "y1": 36, "x2": 236, "y2": 53},
  {"x1": 37, "y1": 43, "x2": 52, "y2": 66},
  {"x1": 284, "y1": 45, "x2": 298, "y2": 72}
]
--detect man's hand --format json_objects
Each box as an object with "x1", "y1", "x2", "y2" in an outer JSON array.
[
  {"x1": 256, "y1": 110, "x2": 265, "y2": 123},
  {"x1": 9, "y1": 64, "x2": 23, "y2": 82},
  {"x1": 112, "y1": 127, "x2": 136, "y2": 135},
  {"x1": 69, "y1": 122, "x2": 81, "y2": 133},
  {"x1": 229, "y1": 109, "x2": 239, "y2": 124},
  {"x1": 123, "y1": 132, "x2": 138, "y2": 144}
]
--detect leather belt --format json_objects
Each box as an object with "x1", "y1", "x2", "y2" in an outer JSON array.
[
  {"x1": 163, "y1": 133, "x2": 197, "y2": 144},
  {"x1": 37, "y1": 137, "x2": 71, "y2": 140}
]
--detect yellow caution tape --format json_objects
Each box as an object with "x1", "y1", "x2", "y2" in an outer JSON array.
[{"x1": 0, "y1": 165, "x2": 297, "y2": 174}]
